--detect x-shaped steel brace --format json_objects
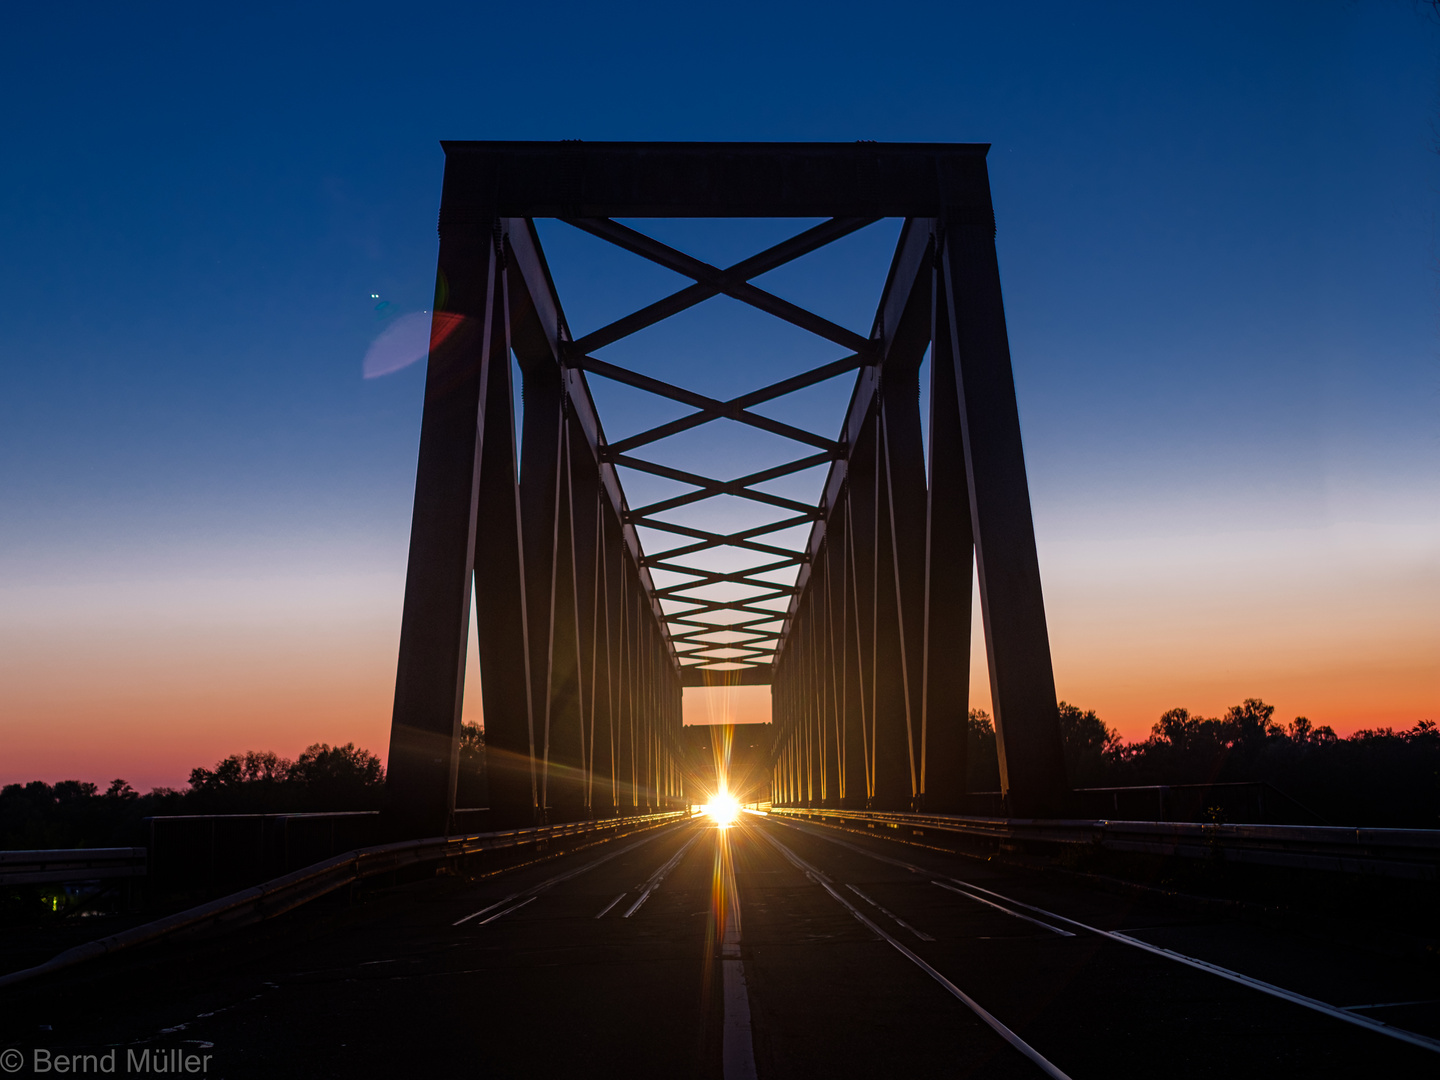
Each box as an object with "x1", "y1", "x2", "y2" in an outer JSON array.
[
  {"x1": 660, "y1": 596, "x2": 793, "y2": 622},
  {"x1": 668, "y1": 611, "x2": 782, "y2": 633},
  {"x1": 607, "y1": 353, "x2": 863, "y2": 456},
  {"x1": 562, "y1": 216, "x2": 878, "y2": 357},
  {"x1": 671, "y1": 629, "x2": 780, "y2": 650},
  {"x1": 647, "y1": 554, "x2": 799, "y2": 596},
  {"x1": 650, "y1": 558, "x2": 795, "y2": 595},
  {"x1": 619, "y1": 450, "x2": 833, "y2": 520},
  {"x1": 543, "y1": 216, "x2": 888, "y2": 671},
  {"x1": 572, "y1": 352, "x2": 849, "y2": 455},
  {"x1": 638, "y1": 515, "x2": 815, "y2": 565}
]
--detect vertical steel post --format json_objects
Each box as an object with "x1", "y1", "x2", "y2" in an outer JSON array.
[
  {"x1": 385, "y1": 222, "x2": 500, "y2": 838},
  {"x1": 838, "y1": 504, "x2": 864, "y2": 807},
  {"x1": 579, "y1": 443, "x2": 604, "y2": 816},
  {"x1": 870, "y1": 414, "x2": 910, "y2": 811},
  {"x1": 518, "y1": 357, "x2": 564, "y2": 820},
  {"x1": 922, "y1": 257, "x2": 974, "y2": 812},
  {"x1": 879, "y1": 366, "x2": 930, "y2": 810},
  {"x1": 846, "y1": 418, "x2": 879, "y2": 806},
  {"x1": 818, "y1": 545, "x2": 842, "y2": 807},
  {"x1": 544, "y1": 417, "x2": 587, "y2": 819},
  {"x1": 937, "y1": 164, "x2": 1069, "y2": 817},
  {"x1": 474, "y1": 270, "x2": 539, "y2": 828},
  {"x1": 602, "y1": 506, "x2": 627, "y2": 814}
]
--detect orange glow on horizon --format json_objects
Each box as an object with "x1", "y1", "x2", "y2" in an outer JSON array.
[
  {"x1": 2, "y1": 521, "x2": 1434, "y2": 791},
  {"x1": 682, "y1": 684, "x2": 771, "y2": 727}
]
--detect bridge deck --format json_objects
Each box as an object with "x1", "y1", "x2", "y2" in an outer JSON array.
[{"x1": 2, "y1": 814, "x2": 1437, "y2": 1077}]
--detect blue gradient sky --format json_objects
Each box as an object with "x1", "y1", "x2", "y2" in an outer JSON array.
[{"x1": 2, "y1": 1, "x2": 1436, "y2": 788}]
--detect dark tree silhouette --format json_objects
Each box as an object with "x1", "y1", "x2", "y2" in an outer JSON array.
[{"x1": 456, "y1": 723, "x2": 487, "y2": 808}]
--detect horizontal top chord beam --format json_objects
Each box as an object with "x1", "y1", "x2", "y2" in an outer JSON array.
[
  {"x1": 438, "y1": 141, "x2": 993, "y2": 219},
  {"x1": 681, "y1": 665, "x2": 775, "y2": 688}
]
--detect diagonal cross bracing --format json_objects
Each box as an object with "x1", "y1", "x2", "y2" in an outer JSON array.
[
  {"x1": 568, "y1": 217, "x2": 877, "y2": 355},
  {"x1": 388, "y1": 144, "x2": 1077, "y2": 835},
  {"x1": 606, "y1": 353, "x2": 864, "y2": 455},
  {"x1": 561, "y1": 218, "x2": 876, "y2": 356},
  {"x1": 498, "y1": 208, "x2": 895, "y2": 681},
  {"x1": 390, "y1": 142, "x2": 1069, "y2": 834},
  {"x1": 572, "y1": 353, "x2": 841, "y2": 453}
]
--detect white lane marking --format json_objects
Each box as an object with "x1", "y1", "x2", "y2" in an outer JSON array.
[
  {"x1": 722, "y1": 959, "x2": 757, "y2": 1080},
  {"x1": 1342, "y1": 998, "x2": 1440, "y2": 1012},
  {"x1": 721, "y1": 822, "x2": 758, "y2": 1080},
  {"x1": 930, "y1": 881, "x2": 1074, "y2": 937},
  {"x1": 625, "y1": 831, "x2": 703, "y2": 917},
  {"x1": 595, "y1": 893, "x2": 627, "y2": 918},
  {"x1": 755, "y1": 823, "x2": 1073, "y2": 1080},
  {"x1": 845, "y1": 883, "x2": 936, "y2": 941},
  {"x1": 768, "y1": 814, "x2": 1440, "y2": 1056},
  {"x1": 475, "y1": 895, "x2": 536, "y2": 926},
  {"x1": 453, "y1": 822, "x2": 687, "y2": 926},
  {"x1": 1105, "y1": 932, "x2": 1440, "y2": 1055}
]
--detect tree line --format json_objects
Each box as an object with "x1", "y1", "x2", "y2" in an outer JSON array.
[
  {"x1": 0, "y1": 741, "x2": 387, "y2": 849},
  {"x1": 4, "y1": 705, "x2": 1438, "y2": 849},
  {"x1": 968, "y1": 699, "x2": 1439, "y2": 827}
]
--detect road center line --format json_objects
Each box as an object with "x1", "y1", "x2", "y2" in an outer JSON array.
[{"x1": 721, "y1": 823, "x2": 757, "y2": 1080}]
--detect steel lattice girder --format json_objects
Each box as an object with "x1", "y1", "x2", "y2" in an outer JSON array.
[{"x1": 385, "y1": 142, "x2": 1069, "y2": 839}]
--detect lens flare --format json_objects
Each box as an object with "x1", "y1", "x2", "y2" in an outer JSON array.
[
  {"x1": 706, "y1": 791, "x2": 740, "y2": 827},
  {"x1": 362, "y1": 311, "x2": 465, "y2": 379}
]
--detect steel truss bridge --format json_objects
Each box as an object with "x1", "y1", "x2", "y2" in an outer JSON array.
[
  {"x1": 386, "y1": 141, "x2": 1067, "y2": 835},
  {"x1": 4, "y1": 144, "x2": 1438, "y2": 1079}
]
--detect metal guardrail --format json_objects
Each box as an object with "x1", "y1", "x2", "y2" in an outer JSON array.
[
  {"x1": 1068, "y1": 781, "x2": 1328, "y2": 825},
  {"x1": 768, "y1": 808, "x2": 1440, "y2": 880},
  {"x1": 144, "y1": 810, "x2": 382, "y2": 893},
  {"x1": 0, "y1": 810, "x2": 690, "y2": 991},
  {"x1": 0, "y1": 848, "x2": 148, "y2": 886}
]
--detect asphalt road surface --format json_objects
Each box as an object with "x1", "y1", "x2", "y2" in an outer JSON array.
[{"x1": 2, "y1": 811, "x2": 1438, "y2": 1078}]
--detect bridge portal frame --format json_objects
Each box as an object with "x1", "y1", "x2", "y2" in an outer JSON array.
[{"x1": 385, "y1": 142, "x2": 1069, "y2": 837}]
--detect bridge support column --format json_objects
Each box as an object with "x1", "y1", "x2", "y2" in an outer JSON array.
[
  {"x1": 837, "y1": 505, "x2": 866, "y2": 808},
  {"x1": 845, "y1": 417, "x2": 879, "y2": 808},
  {"x1": 936, "y1": 186, "x2": 1068, "y2": 817},
  {"x1": 921, "y1": 257, "x2": 974, "y2": 813},
  {"x1": 387, "y1": 216, "x2": 545, "y2": 837},
  {"x1": 877, "y1": 361, "x2": 929, "y2": 811},
  {"x1": 569, "y1": 424, "x2": 604, "y2": 818},
  {"x1": 817, "y1": 548, "x2": 842, "y2": 807},
  {"x1": 384, "y1": 224, "x2": 501, "y2": 839}
]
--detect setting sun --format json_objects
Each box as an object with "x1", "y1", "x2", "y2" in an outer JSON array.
[{"x1": 705, "y1": 792, "x2": 740, "y2": 827}]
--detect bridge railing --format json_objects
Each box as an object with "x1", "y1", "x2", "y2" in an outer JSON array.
[
  {"x1": 0, "y1": 848, "x2": 147, "y2": 887},
  {"x1": 0, "y1": 810, "x2": 691, "y2": 990},
  {"x1": 143, "y1": 811, "x2": 382, "y2": 896},
  {"x1": 768, "y1": 807, "x2": 1440, "y2": 880}
]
